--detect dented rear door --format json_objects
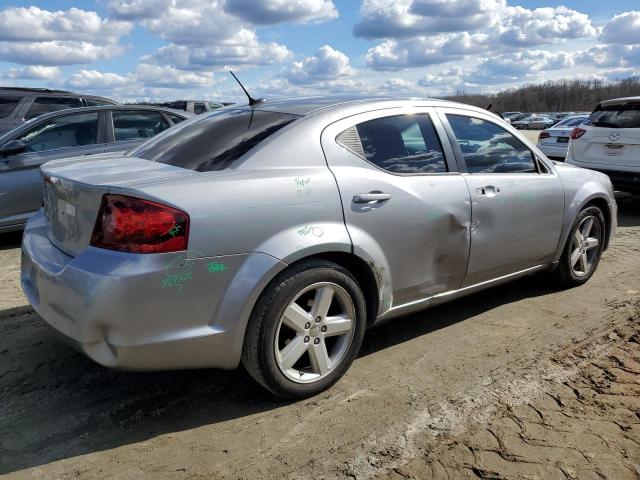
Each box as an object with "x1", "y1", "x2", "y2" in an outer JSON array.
[{"x1": 321, "y1": 106, "x2": 471, "y2": 310}]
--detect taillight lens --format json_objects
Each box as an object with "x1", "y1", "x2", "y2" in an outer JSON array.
[
  {"x1": 538, "y1": 131, "x2": 550, "y2": 140},
  {"x1": 570, "y1": 127, "x2": 586, "y2": 140},
  {"x1": 90, "y1": 194, "x2": 189, "y2": 253}
]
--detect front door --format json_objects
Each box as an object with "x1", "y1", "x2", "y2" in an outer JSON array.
[
  {"x1": 321, "y1": 107, "x2": 471, "y2": 311},
  {"x1": 439, "y1": 108, "x2": 564, "y2": 286}
]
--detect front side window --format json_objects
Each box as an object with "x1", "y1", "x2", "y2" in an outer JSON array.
[
  {"x1": 26, "y1": 97, "x2": 82, "y2": 120},
  {"x1": 193, "y1": 103, "x2": 206, "y2": 114},
  {"x1": 587, "y1": 102, "x2": 640, "y2": 128},
  {"x1": 85, "y1": 99, "x2": 114, "y2": 107},
  {"x1": 339, "y1": 114, "x2": 447, "y2": 174},
  {"x1": 112, "y1": 111, "x2": 170, "y2": 141},
  {"x1": 447, "y1": 115, "x2": 536, "y2": 174},
  {"x1": 0, "y1": 96, "x2": 21, "y2": 118},
  {"x1": 133, "y1": 109, "x2": 297, "y2": 171},
  {"x1": 17, "y1": 112, "x2": 99, "y2": 153}
]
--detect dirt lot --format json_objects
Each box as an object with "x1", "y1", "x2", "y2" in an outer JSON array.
[{"x1": 1, "y1": 196, "x2": 639, "y2": 480}]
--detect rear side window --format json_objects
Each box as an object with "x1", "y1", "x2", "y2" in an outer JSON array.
[
  {"x1": 338, "y1": 114, "x2": 447, "y2": 174},
  {"x1": 0, "y1": 96, "x2": 21, "y2": 118},
  {"x1": 112, "y1": 111, "x2": 170, "y2": 141},
  {"x1": 587, "y1": 102, "x2": 640, "y2": 128},
  {"x1": 133, "y1": 109, "x2": 297, "y2": 171},
  {"x1": 17, "y1": 112, "x2": 99, "y2": 152},
  {"x1": 26, "y1": 97, "x2": 82, "y2": 120},
  {"x1": 447, "y1": 115, "x2": 536, "y2": 174}
]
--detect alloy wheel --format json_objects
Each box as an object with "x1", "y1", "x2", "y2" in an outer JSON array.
[
  {"x1": 570, "y1": 215, "x2": 602, "y2": 277},
  {"x1": 274, "y1": 282, "x2": 356, "y2": 384}
]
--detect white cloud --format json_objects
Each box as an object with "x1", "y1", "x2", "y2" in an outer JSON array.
[
  {"x1": 366, "y1": 32, "x2": 487, "y2": 70},
  {"x1": 354, "y1": 0, "x2": 503, "y2": 39},
  {"x1": 286, "y1": 45, "x2": 353, "y2": 84},
  {"x1": 600, "y1": 11, "x2": 640, "y2": 45},
  {"x1": 67, "y1": 70, "x2": 133, "y2": 90},
  {"x1": 5, "y1": 65, "x2": 61, "y2": 80},
  {"x1": 465, "y1": 50, "x2": 576, "y2": 85},
  {"x1": 107, "y1": 0, "x2": 173, "y2": 20},
  {"x1": 224, "y1": 0, "x2": 338, "y2": 25},
  {"x1": 145, "y1": 42, "x2": 292, "y2": 70},
  {"x1": 0, "y1": 6, "x2": 131, "y2": 44},
  {"x1": 0, "y1": 41, "x2": 125, "y2": 66},
  {"x1": 498, "y1": 6, "x2": 596, "y2": 46}
]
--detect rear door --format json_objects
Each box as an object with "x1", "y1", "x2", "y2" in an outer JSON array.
[
  {"x1": 321, "y1": 107, "x2": 471, "y2": 309},
  {"x1": 439, "y1": 108, "x2": 564, "y2": 286},
  {"x1": 0, "y1": 111, "x2": 105, "y2": 228},
  {"x1": 104, "y1": 109, "x2": 172, "y2": 153}
]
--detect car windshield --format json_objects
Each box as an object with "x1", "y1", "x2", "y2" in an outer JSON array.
[
  {"x1": 586, "y1": 102, "x2": 640, "y2": 129},
  {"x1": 132, "y1": 109, "x2": 298, "y2": 171}
]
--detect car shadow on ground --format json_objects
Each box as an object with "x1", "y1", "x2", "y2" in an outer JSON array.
[
  {"x1": 616, "y1": 194, "x2": 640, "y2": 227},
  {"x1": 0, "y1": 230, "x2": 22, "y2": 250},
  {"x1": 0, "y1": 272, "x2": 556, "y2": 474}
]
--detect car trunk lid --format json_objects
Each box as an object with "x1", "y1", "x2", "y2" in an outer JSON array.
[
  {"x1": 573, "y1": 128, "x2": 640, "y2": 167},
  {"x1": 40, "y1": 154, "x2": 196, "y2": 257}
]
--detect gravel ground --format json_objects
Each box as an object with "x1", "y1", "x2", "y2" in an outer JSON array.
[{"x1": 0, "y1": 194, "x2": 638, "y2": 480}]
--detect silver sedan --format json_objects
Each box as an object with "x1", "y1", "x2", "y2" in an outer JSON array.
[{"x1": 21, "y1": 96, "x2": 616, "y2": 398}]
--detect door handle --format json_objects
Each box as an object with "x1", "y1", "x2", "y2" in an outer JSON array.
[
  {"x1": 353, "y1": 192, "x2": 392, "y2": 203},
  {"x1": 476, "y1": 186, "x2": 500, "y2": 196}
]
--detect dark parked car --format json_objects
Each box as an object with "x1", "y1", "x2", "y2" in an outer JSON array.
[
  {"x1": 0, "y1": 87, "x2": 117, "y2": 135},
  {"x1": 0, "y1": 105, "x2": 192, "y2": 231}
]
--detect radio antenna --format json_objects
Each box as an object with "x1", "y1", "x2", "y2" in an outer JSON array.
[{"x1": 229, "y1": 70, "x2": 265, "y2": 106}]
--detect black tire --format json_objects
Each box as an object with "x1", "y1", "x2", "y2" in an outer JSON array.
[
  {"x1": 552, "y1": 206, "x2": 606, "y2": 288},
  {"x1": 242, "y1": 260, "x2": 367, "y2": 399}
]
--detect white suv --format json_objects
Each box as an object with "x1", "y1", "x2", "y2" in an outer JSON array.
[{"x1": 567, "y1": 97, "x2": 640, "y2": 194}]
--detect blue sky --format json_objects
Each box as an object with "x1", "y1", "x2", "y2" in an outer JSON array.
[{"x1": 0, "y1": 0, "x2": 639, "y2": 103}]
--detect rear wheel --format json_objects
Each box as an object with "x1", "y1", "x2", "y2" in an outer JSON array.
[
  {"x1": 242, "y1": 260, "x2": 366, "y2": 398},
  {"x1": 552, "y1": 206, "x2": 605, "y2": 288}
]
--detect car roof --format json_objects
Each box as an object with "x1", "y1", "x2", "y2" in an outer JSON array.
[
  {"x1": 0, "y1": 87, "x2": 113, "y2": 101},
  {"x1": 598, "y1": 96, "x2": 640, "y2": 108},
  {"x1": 248, "y1": 94, "x2": 467, "y2": 117}
]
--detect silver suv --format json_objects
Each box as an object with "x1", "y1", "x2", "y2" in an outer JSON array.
[
  {"x1": 0, "y1": 87, "x2": 117, "y2": 135},
  {"x1": 567, "y1": 97, "x2": 640, "y2": 194}
]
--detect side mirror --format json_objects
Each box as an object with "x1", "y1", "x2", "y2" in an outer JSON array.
[{"x1": 0, "y1": 139, "x2": 26, "y2": 158}]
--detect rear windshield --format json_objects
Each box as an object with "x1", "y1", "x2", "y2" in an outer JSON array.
[
  {"x1": 133, "y1": 109, "x2": 297, "y2": 171},
  {"x1": 0, "y1": 96, "x2": 21, "y2": 118},
  {"x1": 587, "y1": 102, "x2": 640, "y2": 129}
]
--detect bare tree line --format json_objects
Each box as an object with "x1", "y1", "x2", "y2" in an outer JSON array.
[{"x1": 441, "y1": 76, "x2": 640, "y2": 113}]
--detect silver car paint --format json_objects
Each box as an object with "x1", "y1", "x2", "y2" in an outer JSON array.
[{"x1": 21, "y1": 98, "x2": 617, "y2": 371}]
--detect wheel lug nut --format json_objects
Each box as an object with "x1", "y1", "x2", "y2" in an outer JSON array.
[
  {"x1": 315, "y1": 316, "x2": 321, "y2": 323},
  {"x1": 304, "y1": 336, "x2": 309, "y2": 343},
  {"x1": 321, "y1": 326, "x2": 327, "y2": 332},
  {"x1": 305, "y1": 322, "x2": 311, "y2": 329},
  {"x1": 313, "y1": 338, "x2": 320, "y2": 344}
]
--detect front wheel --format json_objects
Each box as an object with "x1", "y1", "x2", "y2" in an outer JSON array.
[
  {"x1": 242, "y1": 260, "x2": 367, "y2": 398},
  {"x1": 552, "y1": 206, "x2": 605, "y2": 288}
]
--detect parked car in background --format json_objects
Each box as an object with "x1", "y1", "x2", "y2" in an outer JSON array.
[
  {"x1": 0, "y1": 87, "x2": 117, "y2": 135},
  {"x1": 158, "y1": 100, "x2": 225, "y2": 114},
  {"x1": 567, "y1": 97, "x2": 640, "y2": 194},
  {"x1": 0, "y1": 105, "x2": 191, "y2": 231},
  {"x1": 537, "y1": 115, "x2": 589, "y2": 160},
  {"x1": 21, "y1": 96, "x2": 616, "y2": 398},
  {"x1": 512, "y1": 114, "x2": 555, "y2": 130}
]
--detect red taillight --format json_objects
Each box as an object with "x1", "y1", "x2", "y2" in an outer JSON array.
[
  {"x1": 90, "y1": 194, "x2": 189, "y2": 254},
  {"x1": 538, "y1": 131, "x2": 550, "y2": 140},
  {"x1": 570, "y1": 127, "x2": 586, "y2": 140}
]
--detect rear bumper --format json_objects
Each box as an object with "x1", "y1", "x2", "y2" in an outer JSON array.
[{"x1": 21, "y1": 211, "x2": 286, "y2": 371}]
